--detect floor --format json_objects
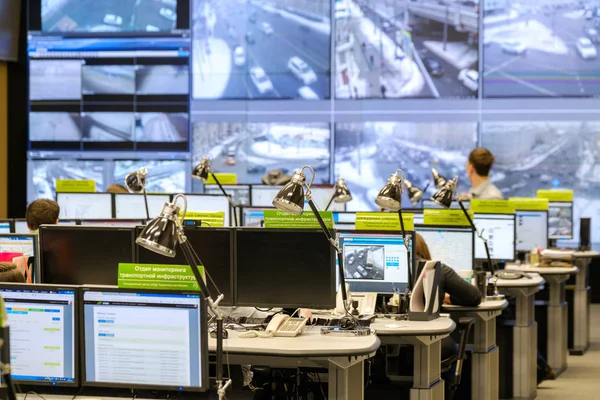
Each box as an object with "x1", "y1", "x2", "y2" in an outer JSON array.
[{"x1": 537, "y1": 303, "x2": 600, "y2": 400}]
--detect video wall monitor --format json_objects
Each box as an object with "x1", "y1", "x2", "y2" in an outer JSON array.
[
  {"x1": 332, "y1": 212, "x2": 356, "y2": 230},
  {"x1": 236, "y1": 228, "x2": 336, "y2": 309},
  {"x1": 0, "y1": 219, "x2": 11, "y2": 234},
  {"x1": 136, "y1": 227, "x2": 234, "y2": 306},
  {"x1": 183, "y1": 194, "x2": 231, "y2": 226},
  {"x1": 81, "y1": 287, "x2": 208, "y2": 392},
  {"x1": 114, "y1": 193, "x2": 171, "y2": 220},
  {"x1": 39, "y1": 226, "x2": 135, "y2": 286},
  {"x1": 239, "y1": 207, "x2": 276, "y2": 228},
  {"x1": 337, "y1": 231, "x2": 415, "y2": 294},
  {"x1": 415, "y1": 225, "x2": 475, "y2": 272},
  {"x1": 56, "y1": 193, "x2": 112, "y2": 220},
  {"x1": 203, "y1": 184, "x2": 250, "y2": 206},
  {"x1": 0, "y1": 283, "x2": 78, "y2": 386},
  {"x1": 0, "y1": 234, "x2": 37, "y2": 258},
  {"x1": 515, "y1": 210, "x2": 549, "y2": 252},
  {"x1": 473, "y1": 214, "x2": 516, "y2": 262},
  {"x1": 548, "y1": 202, "x2": 574, "y2": 240},
  {"x1": 250, "y1": 186, "x2": 282, "y2": 207}
]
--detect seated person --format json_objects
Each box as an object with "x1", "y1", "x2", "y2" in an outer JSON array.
[
  {"x1": 0, "y1": 262, "x2": 26, "y2": 283},
  {"x1": 25, "y1": 199, "x2": 60, "y2": 234}
]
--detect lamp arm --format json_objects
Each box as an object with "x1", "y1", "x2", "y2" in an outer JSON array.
[
  {"x1": 457, "y1": 199, "x2": 494, "y2": 273},
  {"x1": 324, "y1": 193, "x2": 335, "y2": 211},
  {"x1": 211, "y1": 172, "x2": 238, "y2": 227},
  {"x1": 397, "y1": 209, "x2": 413, "y2": 292},
  {"x1": 142, "y1": 187, "x2": 150, "y2": 221}
]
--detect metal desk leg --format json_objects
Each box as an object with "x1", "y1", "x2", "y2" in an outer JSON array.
[
  {"x1": 472, "y1": 312, "x2": 500, "y2": 400},
  {"x1": 572, "y1": 258, "x2": 591, "y2": 355},
  {"x1": 546, "y1": 274, "x2": 569, "y2": 377},
  {"x1": 328, "y1": 359, "x2": 365, "y2": 400},
  {"x1": 513, "y1": 290, "x2": 538, "y2": 400},
  {"x1": 411, "y1": 339, "x2": 444, "y2": 400}
]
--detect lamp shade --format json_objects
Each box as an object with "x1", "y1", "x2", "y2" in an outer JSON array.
[
  {"x1": 375, "y1": 171, "x2": 403, "y2": 211},
  {"x1": 405, "y1": 179, "x2": 424, "y2": 204},
  {"x1": 431, "y1": 168, "x2": 447, "y2": 190},
  {"x1": 124, "y1": 168, "x2": 147, "y2": 193},
  {"x1": 135, "y1": 202, "x2": 181, "y2": 257},
  {"x1": 192, "y1": 156, "x2": 211, "y2": 180},
  {"x1": 333, "y1": 178, "x2": 352, "y2": 203},
  {"x1": 430, "y1": 177, "x2": 458, "y2": 209},
  {"x1": 272, "y1": 170, "x2": 306, "y2": 215}
]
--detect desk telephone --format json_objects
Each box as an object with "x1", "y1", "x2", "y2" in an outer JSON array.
[
  {"x1": 350, "y1": 292, "x2": 378, "y2": 315},
  {"x1": 265, "y1": 314, "x2": 307, "y2": 337}
]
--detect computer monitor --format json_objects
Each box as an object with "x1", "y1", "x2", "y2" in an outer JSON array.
[
  {"x1": 415, "y1": 225, "x2": 474, "y2": 272},
  {"x1": 239, "y1": 206, "x2": 276, "y2": 227},
  {"x1": 250, "y1": 185, "x2": 346, "y2": 211},
  {"x1": 39, "y1": 226, "x2": 135, "y2": 285},
  {"x1": 58, "y1": 220, "x2": 79, "y2": 226},
  {"x1": 183, "y1": 194, "x2": 231, "y2": 227},
  {"x1": 0, "y1": 220, "x2": 11, "y2": 234},
  {"x1": 515, "y1": 210, "x2": 549, "y2": 252},
  {"x1": 337, "y1": 231, "x2": 415, "y2": 294},
  {"x1": 136, "y1": 227, "x2": 234, "y2": 306},
  {"x1": 332, "y1": 212, "x2": 356, "y2": 230},
  {"x1": 81, "y1": 287, "x2": 208, "y2": 391},
  {"x1": 204, "y1": 184, "x2": 250, "y2": 206},
  {"x1": 114, "y1": 193, "x2": 171, "y2": 220},
  {"x1": 236, "y1": 228, "x2": 336, "y2": 308},
  {"x1": 250, "y1": 186, "x2": 282, "y2": 207},
  {"x1": 0, "y1": 283, "x2": 78, "y2": 386},
  {"x1": 56, "y1": 193, "x2": 112, "y2": 220},
  {"x1": 0, "y1": 234, "x2": 36, "y2": 258},
  {"x1": 80, "y1": 220, "x2": 142, "y2": 227},
  {"x1": 422, "y1": 200, "x2": 467, "y2": 209},
  {"x1": 13, "y1": 220, "x2": 29, "y2": 234},
  {"x1": 473, "y1": 214, "x2": 516, "y2": 261},
  {"x1": 548, "y1": 202, "x2": 574, "y2": 240}
]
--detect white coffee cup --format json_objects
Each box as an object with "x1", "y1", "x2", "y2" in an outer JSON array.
[{"x1": 459, "y1": 270, "x2": 473, "y2": 284}]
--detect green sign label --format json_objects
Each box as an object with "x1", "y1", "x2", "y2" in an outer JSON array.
[
  {"x1": 118, "y1": 263, "x2": 204, "y2": 291},
  {"x1": 179, "y1": 211, "x2": 225, "y2": 227},
  {"x1": 263, "y1": 210, "x2": 333, "y2": 229},
  {"x1": 508, "y1": 197, "x2": 549, "y2": 211},
  {"x1": 423, "y1": 209, "x2": 472, "y2": 226},
  {"x1": 204, "y1": 173, "x2": 237, "y2": 185},
  {"x1": 355, "y1": 212, "x2": 414, "y2": 231},
  {"x1": 470, "y1": 200, "x2": 514, "y2": 214},
  {"x1": 56, "y1": 179, "x2": 96, "y2": 193},
  {"x1": 536, "y1": 189, "x2": 574, "y2": 202}
]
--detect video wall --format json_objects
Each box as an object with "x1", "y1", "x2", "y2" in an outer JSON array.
[{"x1": 26, "y1": 0, "x2": 600, "y2": 243}]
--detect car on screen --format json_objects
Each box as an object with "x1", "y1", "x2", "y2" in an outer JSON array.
[
  {"x1": 247, "y1": 164, "x2": 267, "y2": 174},
  {"x1": 234, "y1": 46, "x2": 246, "y2": 66},
  {"x1": 103, "y1": 14, "x2": 123, "y2": 26},
  {"x1": 288, "y1": 57, "x2": 317, "y2": 85},
  {"x1": 261, "y1": 22, "x2": 273, "y2": 35},
  {"x1": 249, "y1": 67, "x2": 274, "y2": 94},
  {"x1": 577, "y1": 37, "x2": 598, "y2": 59},
  {"x1": 245, "y1": 32, "x2": 255, "y2": 44},
  {"x1": 501, "y1": 39, "x2": 527, "y2": 55},
  {"x1": 296, "y1": 86, "x2": 320, "y2": 99},
  {"x1": 423, "y1": 57, "x2": 444, "y2": 77},
  {"x1": 146, "y1": 25, "x2": 160, "y2": 31},
  {"x1": 584, "y1": 28, "x2": 600, "y2": 43},
  {"x1": 457, "y1": 68, "x2": 478, "y2": 92},
  {"x1": 159, "y1": 7, "x2": 177, "y2": 21}
]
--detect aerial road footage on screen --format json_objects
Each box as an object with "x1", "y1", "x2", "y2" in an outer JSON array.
[
  {"x1": 42, "y1": 0, "x2": 178, "y2": 33},
  {"x1": 191, "y1": 0, "x2": 331, "y2": 100}
]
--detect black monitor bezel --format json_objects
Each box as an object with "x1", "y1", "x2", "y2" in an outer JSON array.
[
  {"x1": 0, "y1": 282, "x2": 80, "y2": 387},
  {"x1": 515, "y1": 209, "x2": 549, "y2": 252},
  {"x1": 414, "y1": 224, "x2": 476, "y2": 271},
  {"x1": 472, "y1": 212, "x2": 517, "y2": 262},
  {"x1": 78, "y1": 285, "x2": 209, "y2": 392},
  {"x1": 548, "y1": 201, "x2": 574, "y2": 240}
]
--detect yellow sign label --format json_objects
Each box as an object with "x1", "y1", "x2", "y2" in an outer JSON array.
[
  {"x1": 470, "y1": 200, "x2": 514, "y2": 214},
  {"x1": 536, "y1": 189, "x2": 573, "y2": 202},
  {"x1": 204, "y1": 173, "x2": 237, "y2": 185},
  {"x1": 508, "y1": 197, "x2": 549, "y2": 211},
  {"x1": 423, "y1": 209, "x2": 472, "y2": 226},
  {"x1": 55, "y1": 179, "x2": 96, "y2": 193},
  {"x1": 355, "y1": 212, "x2": 414, "y2": 231},
  {"x1": 179, "y1": 211, "x2": 225, "y2": 227}
]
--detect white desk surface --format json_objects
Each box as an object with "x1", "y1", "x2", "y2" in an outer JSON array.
[
  {"x1": 371, "y1": 316, "x2": 455, "y2": 336},
  {"x1": 209, "y1": 327, "x2": 380, "y2": 357},
  {"x1": 496, "y1": 273, "x2": 545, "y2": 288},
  {"x1": 505, "y1": 263, "x2": 578, "y2": 275},
  {"x1": 574, "y1": 250, "x2": 600, "y2": 258},
  {"x1": 443, "y1": 299, "x2": 508, "y2": 312}
]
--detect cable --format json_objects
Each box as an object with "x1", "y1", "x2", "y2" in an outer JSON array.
[{"x1": 24, "y1": 392, "x2": 47, "y2": 400}]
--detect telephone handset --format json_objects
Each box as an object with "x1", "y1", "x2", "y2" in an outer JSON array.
[{"x1": 265, "y1": 314, "x2": 307, "y2": 337}]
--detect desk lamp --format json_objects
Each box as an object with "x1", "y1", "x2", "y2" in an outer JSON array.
[
  {"x1": 431, "y1": 167, "x2": 447, "y2": 190},
  {"x1": 375, "y1": 169, "x2": 414, "y2": 290},
  {"x1": 404, "y1": 179, "x2": 425, "y2": 206},
  {"x1": 272, "y1": 165, "x2": 350, "y2": 311},
  {"x1": 430, "y1": 176, "x2": 496, "y2": 275},
  {"x1": 325, "y1": 178, "x2": 352, "y2": 210},
  {"x1": 124, "y1": 167, "x2": 150, "y2": 221},
  {"x1": 136, "y1": 194, "x2": 231, "y2": 399},
  {"x1": 192, "y1": 156, "x2": 239, "y2": 227}
]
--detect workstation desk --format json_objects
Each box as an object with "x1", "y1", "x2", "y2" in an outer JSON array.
[
  {"x1": 443, "y1": 299, "x2": 508, "y2": 400},
  {"x1": 496, "y1": 274, "x2": 545, "y2": 400},
  {"x1": 505, "y1": 264, "x2": 578, "y2": 377},
  {"x1": 371, "y1": 317, "x2": 456, "y2": 400},
  {"x1": 571, "y1": 251, "x2": 599, "y2": 355}
]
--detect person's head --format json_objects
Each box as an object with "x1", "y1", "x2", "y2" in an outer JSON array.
[
  {"x1": 466, "y1": 147, "x2": 495, "y2": 182},
  {"x1": 0, "y1": 263, "x2": 26, "y2": 283},
  {"x1": 415, "y1": 233, "x2": 431, "y2": 261},
  {"x1": 25, "y1": 199, "x2": 60, "y2": 231},
  {"x1": 106, "y1": 184, "x2": 129, "y2": 194}
]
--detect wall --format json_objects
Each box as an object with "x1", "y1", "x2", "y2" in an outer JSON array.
[{"x1": 0, "y1": 62, "x2": 6, "y2": 218}]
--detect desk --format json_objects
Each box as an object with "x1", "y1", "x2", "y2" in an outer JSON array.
[
  {"x1": 497, "y1": 274, "x2": 545, "y2": 400},
  {"x1": 443, "y1": 299, "x2": 508, "y2": 400},
  {"x1": 371, "y1": 317, "x2": 456, "y2": 400},
  {"x1": 505, "y1": 264, "x2": 578, "y2": 377},
  {"x1": 571, "y1": 251, "x2": 599, "y2": 355},
  {"x1": 209, "y1": 328, "x2": 380, "y2": 400}
]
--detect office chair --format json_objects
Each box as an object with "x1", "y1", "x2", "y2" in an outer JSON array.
[{"x1": 441, "y1": 317, "x2": 476, "y2": 400}]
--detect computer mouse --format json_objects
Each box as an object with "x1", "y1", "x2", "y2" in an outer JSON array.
[{"x1": 210, "y1": 329, "x2": 229, "y2": 339}]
